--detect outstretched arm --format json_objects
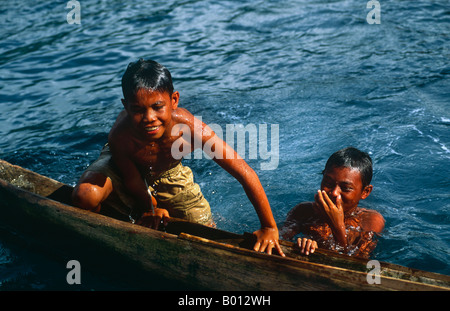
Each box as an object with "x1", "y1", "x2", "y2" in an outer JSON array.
[
  {"x1": 216, "y1": 146, "x2": 284, "y2": 256},
  {"x1": 194, "y1": 118, "x2": 284, "y2": 256}
]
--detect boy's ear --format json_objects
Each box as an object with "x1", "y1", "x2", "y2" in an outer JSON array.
[
  {"x1": 171, "y1": 91, "x2": 180, "y2": 109},
  {"x1": 121, "y1": 98, "x2": 127, "y2": 109},
  {"x1": 361, "y1": 185, "x2": 373, "y2": 200}
]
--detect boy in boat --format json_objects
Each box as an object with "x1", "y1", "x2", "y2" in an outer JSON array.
[
  {"x1": 281, "y1": 147, "x2": 385, "y2": 258},
  {"x1": 72, "y1": 59, "x2": 284, "y2": 256}
]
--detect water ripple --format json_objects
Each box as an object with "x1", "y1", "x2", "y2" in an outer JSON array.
[{"x1": 1, "y1": 0, "x2": 449, "y2": 287}]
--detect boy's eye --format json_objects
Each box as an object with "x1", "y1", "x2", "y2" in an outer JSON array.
[
  {"x1": 153, "y1": 101, "x2": 166, "y2": 109},
  {"x1": 341, "y1": 184, "x2": 353, "y2": 192}
]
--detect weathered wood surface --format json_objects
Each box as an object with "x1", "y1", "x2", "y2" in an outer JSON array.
[{"x1": 0, "y1": 159, "x2": 449, "y2": 291}]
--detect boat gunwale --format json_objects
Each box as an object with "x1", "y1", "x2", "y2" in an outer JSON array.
[{"x1": 1, "y1": 159, "x2": 449, "y2": 291}]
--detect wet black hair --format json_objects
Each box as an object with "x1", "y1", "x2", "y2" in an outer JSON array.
[
  {"x1": 323, "y1": 147, "x2": 373, "y2": 188},
  {"x1": 121, "y1": 59, "x2": 174, "y2": 101}
]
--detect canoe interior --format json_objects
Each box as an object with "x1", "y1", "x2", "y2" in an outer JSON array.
[{"x1": 0, "y1": 159, "x2": 449, "y2": 290}]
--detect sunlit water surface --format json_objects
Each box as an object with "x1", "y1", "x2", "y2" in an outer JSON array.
[{"x1": 0, "y1": 0, "x2": 449, "y2": 289}]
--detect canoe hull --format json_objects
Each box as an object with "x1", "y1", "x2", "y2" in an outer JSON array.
[
  {"x1": 0, "y1": 176, "x2": 358, "y2": 290},
  {"x1": 1, "y1": 159, "x2": 449, "y2": 290}
]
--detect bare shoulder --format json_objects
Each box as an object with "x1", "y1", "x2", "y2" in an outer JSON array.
[
  {"x1": 171, "y1": 107, "x2": 195, "y2": 125},
  {"x1": 286, "y1": 202, "x2": 315, "y2": 221},
  {"x1": 281, "y1": 202, "x2": 314, "y2": 240},
  {"x1": 171, "y1": 107, "x2": 214, "y2": 137},
  {"x1": 360, "y1": 209, "x2": 385, "y2": 234},
  {"x1": 109, "y1": 110, "x2": 127, "y2": 136},
  {"x1": 108, "y1": 110, "x2": 133, "y2": 153}
]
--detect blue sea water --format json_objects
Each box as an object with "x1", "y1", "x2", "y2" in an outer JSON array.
[{"x1": 0, "y1": 0, "x2": 449, "y2": 290}]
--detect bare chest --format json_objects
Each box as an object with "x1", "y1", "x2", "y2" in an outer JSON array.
[{"x1": 131, "y1": 139, "x2": 180, "y2": 175}]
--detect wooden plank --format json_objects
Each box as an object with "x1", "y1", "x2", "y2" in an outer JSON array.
[{"x1": 0, "y1": 158, "x2": 449, "y2": 290}]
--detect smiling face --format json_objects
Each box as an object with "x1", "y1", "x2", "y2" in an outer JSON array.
[
  {"x1": 122, "y1": 88, "x2": 179, "y2": 141},
  {"x1": 320, "y1": 166, "x2": 372, "y2": 214}
]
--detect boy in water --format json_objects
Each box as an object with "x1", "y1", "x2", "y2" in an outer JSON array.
[
  {"x1": 281, "y1": 147, "x2": 384, "y2": 258},
  {"x1": 72, "y1": 59, "x2": 284, "y2": 256}
]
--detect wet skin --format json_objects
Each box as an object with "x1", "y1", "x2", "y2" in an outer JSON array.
[
  {"x1": 74, "y1": 88, "x2": 285, "y2": 256},
  {"x1": 282, "y1": 166, "x2": 384, "y2": 256}
]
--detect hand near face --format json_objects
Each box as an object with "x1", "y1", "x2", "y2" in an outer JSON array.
[{"x1": 314, "y1": 190, "x2": 345, "y2": 232}]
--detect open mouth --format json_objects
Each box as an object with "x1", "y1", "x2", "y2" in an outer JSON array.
[{"x1": 144, "y1": 126, "x2": 160, "y2": 134}]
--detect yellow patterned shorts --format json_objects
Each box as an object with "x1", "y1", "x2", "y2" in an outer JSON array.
[{"x1": 85, "y1": 145, "x2": 213, "y2": 226}]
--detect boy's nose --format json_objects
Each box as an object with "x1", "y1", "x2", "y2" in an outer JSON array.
[
  {"x1": 330, "y1": 186, "x2": 341, "y2": 199},
  {"x1": 144, "y1": 109, "x2": 157, "y2": 122}
]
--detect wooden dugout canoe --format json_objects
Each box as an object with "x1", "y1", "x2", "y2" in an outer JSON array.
[{"x1": 0, "y1": 158, "x2": 449, "y2": 291}]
